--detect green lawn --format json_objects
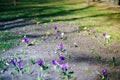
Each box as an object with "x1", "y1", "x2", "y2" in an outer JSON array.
[
  {"x1": 0, "y1": 0, "x2": 120, "y2": 51},
  {"x1": 0, "y1": 31, "x2": 22, "y2": 53}
]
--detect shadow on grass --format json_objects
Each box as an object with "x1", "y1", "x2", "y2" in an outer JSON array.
[
  {"x1": 0, "y1": 5, "x2": 62, "y2": 21},
  {"x1": 1, "y1": 12, "x2": 119, "y2": 31},
  {"x1": 53, "y1": 13, "x2": 120, "y2": 22},
  {"x1": 16, "y1": 5, "x2": 94, "y2": 19},
  {"x1": 0, "y1": 3, "x2": 120, "y2": 31},
  {"x1": 0, "y1": 19, "x2": 36, "y2": 30},
  {"x1": 0, "y1": 5, "x2": 44, "y2": 12},
  {"x1": 0, "y1": 5, "x2": 94, "y2": 20},
  {"x1": 0, "y1": 5, "x2": 94, "y2": 30}
]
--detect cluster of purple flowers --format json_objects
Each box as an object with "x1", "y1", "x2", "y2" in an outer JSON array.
[
  {"x1": 52, "y1": 60, "x2": 68, "y2": 70},
  {"x1": 9, "y1": 58, "x2": 16, "y2": 66},
  {"x1": 9, "y1": 57, "x2": 22, "y2": 70},
  {"x1": 53, "y1": 25, "x2": 65, "y2": 38},
  {"x1": 60, "y1": 63, "x2": 68, "y2": 70}
]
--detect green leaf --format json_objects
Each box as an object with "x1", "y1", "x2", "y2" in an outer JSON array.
[
  {"x1": 26, "y1": 65, "x2": 30, "y2": 74},
  {"x1": 42, "y1": 65, "x2": 48, "y2": 70},
  {"x1": 30, "y1": 59, "x2": 35, "y2": 65},
  {"x1": 14, "y1": 66, "x2": 19, "y2": 72}
]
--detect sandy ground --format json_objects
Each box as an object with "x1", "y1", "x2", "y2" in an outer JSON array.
[{"x1": 0, "y1": 21, "x2": 120, "y2": 80}]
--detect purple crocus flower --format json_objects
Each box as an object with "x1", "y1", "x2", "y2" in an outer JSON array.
[
  {"x1": 53, "y1": 25, "x2": 57, "y2": 30},
  {"x1": 103, "y1": 32, "x2": 106, "y2": 37},
  {"x1": 93, "y1": 30, "x2": 96, "y2": 33},
  {"x1": 23, "y1": 36, "x2": 29, "y2": 44},
  {"x1": 59, "y1": 55, "x2": 65, "y2": 60},
  {"x1": 58, "y1": 43, "x2": 63, "y2": 49},
  {"x1": 59, "y1": 60, "x2": 63, "y2": 65},
  {"x1": 57, "y1": 33, "x2": 61, "y2": 37},
  {"x1": 17, "y1": 62, "x2": 21, "y2": 69},
  {"x1": 17, "y1": 57, "x2": 22, "y2": 63},
  {"x1": 38, "y1": 59, "x2": 43, "y2": 66},
  {"x1": 60, "y1": 63, "x2": 68, "y2": 70},
  {"x1": 9, "y1": 58, "x2": 16, "y2": 66},
  {"x1": 17, "y1": 57, "x2": 22, "y2": 69},
  {"x1": 52, "y1": 60, "x2": 57, "y2": 65},
  {"x1": 102, "y1": 69, "x2": 107, "y2": 75}
]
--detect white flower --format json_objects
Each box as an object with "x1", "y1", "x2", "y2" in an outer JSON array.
[
  {"x1": 6, "y1": 62, "x2": 9, "y2": 66},
  {"x1": 61, "y1": 32, "x2": 64, "y2": 37},
  {"x1": 54, "y1": 51, "x2": 57, "y2": 54},
  {"x1": 105, "y1": 35, "x2": 111, "y2": 39},
  {"x1": 22, "y1": 39, "x2": 24, "y2": 42},
  {"x1": 74, "y1": 42, "x2": 77, "y2": 45},
  {"x1": 74, "y1": 42, "x2": 78, "y2": 47}
]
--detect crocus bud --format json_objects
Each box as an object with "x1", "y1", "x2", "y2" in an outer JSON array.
[
  {"x1": 38, "y1": 59, "x2": 43, "y2": 66},
  {"x1": 102, "y1": 69, "x2": 107, "y2": 75}
]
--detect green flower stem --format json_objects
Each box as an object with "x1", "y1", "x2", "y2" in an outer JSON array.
[
  {"x1": 19, "y1": 68, "x2": 22, "y2": 77},
  {"x1": 26, "y1": 63, "x2": 30, "y2": 74},
  {"x1": 38, "y1": 66, "x2": 40, "y2": 80}
]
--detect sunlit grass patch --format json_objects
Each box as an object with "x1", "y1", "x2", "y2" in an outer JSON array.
[{"x1": 95, "y1": 26, "x2": 120, "y2": 41}]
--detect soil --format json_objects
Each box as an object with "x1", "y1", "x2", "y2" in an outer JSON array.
[{"x1": 0, "y1": 21, "x2": 120, "y2": 80}]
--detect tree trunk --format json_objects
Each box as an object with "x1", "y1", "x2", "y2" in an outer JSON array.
[
  {"x1": 118, "y1": 0, "x2": 120, "y2": 5},
  {"x1": 13, "y1": 0, "x2": 16, "y2": 6},
  {"x1": 86, "y1": 0, "x2": 90, "y2": 5},
  {"x1": 116, "y1": 0, "x2": 120, "y2": 5}
]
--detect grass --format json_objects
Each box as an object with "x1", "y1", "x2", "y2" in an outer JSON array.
[
  {"x1": 0, "y1": 0, "x2": 120, "y2": 50},
  {"x1": 0, "y1": 31, "x2": 22, "y2": 52}
]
